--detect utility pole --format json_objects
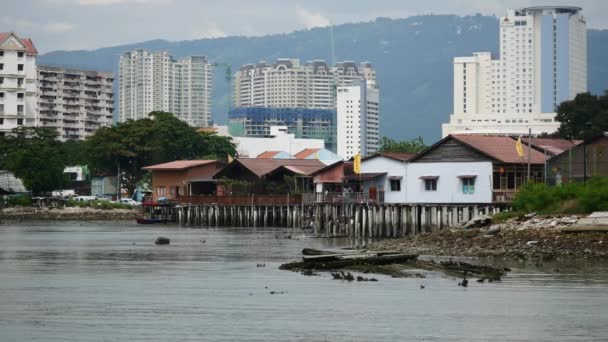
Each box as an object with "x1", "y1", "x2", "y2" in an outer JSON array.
[{"x1": 527, "y1": 128, "x2": 531, "y2": 183}]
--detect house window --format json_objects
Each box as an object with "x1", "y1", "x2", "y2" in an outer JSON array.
[
  {"x1": 18, "y1": 51, "x2": 24, "y2": 58},
  {"x1": 390, "y1": 179, "x2": 401, "y2": 191},
  {"x1": 17, "y1": 118, "x2": 23, "y2": 126},
  {"x1": 156, "y1": 186, "x2": 166, "y2": 197},
  {"x1": 0, "y1": 118, "x2": 3, "y2": 125},
  {"x1": 18, "y1": 64, "x2": 24, "y2": 71},
  {"x1": 424, "y1": 179, "x2": 437, "y2": 191},
  {"x1": 461, "y1": 177, "x2": 476, "y2": 194},
  {"x1": 0, "y1": 63, "x2": 3, "y2": 70}
]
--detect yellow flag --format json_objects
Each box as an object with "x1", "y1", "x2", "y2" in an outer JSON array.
[
  {"x1": 516, "y1": 136, "x2": 524, "y2": 157},
  {"x1": 227, "y1": 154, "x2": 234, "y2": 163},
  {"x1": 314, "y1": 152, "x2": 319, "y2": 160},
  {"x1": 353, "y1": 154, "x2": 361, "y2": 174}
]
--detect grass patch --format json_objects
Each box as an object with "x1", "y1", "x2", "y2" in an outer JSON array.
[
  {"x1": 492, "y1": 210, "x2": 525, "y2": 223},
  {"x1": 512, "y1": 177, "x2": 608, "y2": 215}
]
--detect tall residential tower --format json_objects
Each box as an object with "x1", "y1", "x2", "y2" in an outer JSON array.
[
  {"x1": 0, "y1": 32, "x2": 37, "y2": 136},
  {"x1": 442, "y1": 6, "x2": 587, "y2": 136},
  {"x1": 118, "y1": 50, "x2": 212, "y2": 127}
]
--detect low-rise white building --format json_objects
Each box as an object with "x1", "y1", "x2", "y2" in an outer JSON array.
[
  {"x1": 360, "y1": 153, "x2": 414, "y2": 203},
  {"x1": 222, "y1": 126, "x2": 325, "y2": 158}
]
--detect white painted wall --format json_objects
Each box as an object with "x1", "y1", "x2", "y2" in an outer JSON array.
[
  {"x1": 405, "y1": 161, "x2": 493, "y2": 204},
  {"x1": 361, "y1": 156, "x2": 406, "y2": 203}
]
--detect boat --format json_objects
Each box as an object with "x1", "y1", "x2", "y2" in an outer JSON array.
[{"x1": 136, "y1": 217, "x2": 168, "y2": 224}]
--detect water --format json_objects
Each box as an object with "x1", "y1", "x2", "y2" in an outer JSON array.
[{"x1": 0, "y1": 221, "x2": 607, "y2": 341}]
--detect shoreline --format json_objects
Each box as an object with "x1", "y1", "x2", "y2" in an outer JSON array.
[
  {"x1": 369, "y1": 215, "x2": 608, "y2": 260},
  {"x1": 0, "y1": 206, "x2": 141, "y2": 221}
]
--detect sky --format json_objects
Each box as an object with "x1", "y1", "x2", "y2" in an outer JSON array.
[{"x1": 2, "y1": 0, "x2": 608, "y2": 53}]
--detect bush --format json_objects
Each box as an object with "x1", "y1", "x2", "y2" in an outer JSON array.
[
  {"x1": 512, "y1": 177, "x2": 608, "y2": 214},
  {"x1": 492, "y1": 210, "x2": 525, "y2": 223},
  {"x1": 7, "y1": 195, "x2": 32, "y2": 207}
]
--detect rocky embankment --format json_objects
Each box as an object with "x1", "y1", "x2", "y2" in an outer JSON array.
[
  {"x1": 0, "y1": 206, "x2": 140, "y2": 221},
  {"x1": 370, "y1": 215, "x2": 608, "y2": 259}
]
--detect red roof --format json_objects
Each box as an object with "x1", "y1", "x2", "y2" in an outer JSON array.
[
  {"x1": 294, "y1": 148, "x2": 321, "y2": 159},
  {"x1": 142, "y1": 160, "x2": 216, "y2": 171},
  {"x1": 519, "y1": 137, "x2": 582, "y2": 156},
  {"x1": 222, "y1": 158, "x2": 325, "y2": 177},
  {"x1": 257, "y1": 151, "x2": 281, "y2": 159},
  {"x1": 0, "y1": 32, "x2": 38, "y2": 56},
  {"x1": 363, "y1": 152, "x2": 416, "y2": 162},
  {"x1": 451, "y1": 135, "x2": 547, "y2": 164}
]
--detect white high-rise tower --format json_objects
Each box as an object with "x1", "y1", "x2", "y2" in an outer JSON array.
[
  {"x1": 442, "y1": 6, "x2": 587, "y2": 137},
  {"x1": 119, "y1": 50, "x2": 212, "y2": 127}
]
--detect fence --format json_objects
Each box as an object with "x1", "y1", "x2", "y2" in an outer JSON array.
[{"x1": 302, "y1": 192, "x2": 384, "y2": 205}]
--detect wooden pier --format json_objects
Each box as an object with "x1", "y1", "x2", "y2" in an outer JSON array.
[{"x1": 173, "y1": 195, "x2": 509, "y2": 238}]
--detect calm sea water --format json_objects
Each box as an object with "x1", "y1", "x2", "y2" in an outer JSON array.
[{"x1": 0, "y1": 221, "x2": 607, "y2": 341}]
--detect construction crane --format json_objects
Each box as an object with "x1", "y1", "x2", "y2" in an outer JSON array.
[{"x1": 213, "y1": 63, "x2": 232, "y2": 114}]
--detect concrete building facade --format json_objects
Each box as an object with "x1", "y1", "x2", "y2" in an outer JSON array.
[
  {"x1": 37, "y1": 66, "x2": 114, "y2": 140},
  {"x1": 336, "y1": 79, "x2": 380, "y2": 159},
  {"x1": 0, "y1": 32, "x2": 37, "y2": 136},
  {"x1": 233, "y1": 59, "x2": 376, "y2": 109},
  {"x1": 119, "y1": 50, "x2": 212, "y2": 127},
  {"x1": 443, "y1": 6, "x2": 587, "y2": 136}
]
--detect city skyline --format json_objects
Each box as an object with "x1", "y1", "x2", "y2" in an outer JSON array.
[{"x1": 3, "y1": 0, "x2": 608, "y2": 53}]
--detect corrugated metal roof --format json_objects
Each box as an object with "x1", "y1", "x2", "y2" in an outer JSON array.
[
  {"x1": 294, "y1": 148, "x2": 321, "y2": 159},
  {"x1": 228, "y1": 158, "x2": 325, "y2": 177},
  {"x1": 363, "y1": 152, "x2": 416, "y2": 162},
  {"x1": 451, "y1": 135, "x2": 547, "y2": 164},
  {"x1": 142, "y1": 160, "x2": 216, "y2": 171},
  {"x1": 0, "y1": 32, "x2": 38, "y2": 55}
]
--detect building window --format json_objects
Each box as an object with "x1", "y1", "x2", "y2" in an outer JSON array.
[
  {"x1": 18, "y1": 51, "x2": 24, "y2": 58},
  {"x1": 0, "y1": 77, "x2": 3, "y2": 84},
  {"x1": 0, "y1": 104, "x2": 3, "y2": 114},
  {"x1": 0, "y1": 63, "x2": 3, "y2": 70},
  {"x1": 156, "y1": 186, "x2": 166, "y2": 197},
  {"x1": 0, "y1": 92, "x2": 3, "y2": 98},
  {"x1": 17, "y1": 118, "x2": 23, "y2": 126},
  {"x1": 17, "y1": 64, "x2": 24, "y2": 71},
  {"x1": 17, "y1": 93, "x2": 24, "y2": 100},
  {"x1": 0, "y1": 118, "x2": 3, "y2": 125},
  {"x1": 18, "y1": 78, "x2": 23, "y2": 86},
  {"x1": 17, "y1": 105, "x2": 24, "y2": 115},
  {"x1": 390, "y1": 179, "x2": 401, "y2": 192},
  {"x1": 461, "y1": 177, "x2": 476, "y2": 194},
  {"x1": 424, "y1": 178, "x2": 437, "y2": 191},
  {"x1": 0, "y1": 51, "x2": 3, "y2": 56}
]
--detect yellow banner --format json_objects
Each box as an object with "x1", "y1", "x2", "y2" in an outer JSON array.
[
  {"x1": 353, "y1": 154, "x2": 361, "y2": 174},
  {"x1": 516, "y1": 136, "x2": 524, "y2": 157}
]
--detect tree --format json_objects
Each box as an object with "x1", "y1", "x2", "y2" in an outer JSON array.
[
  {"x1": 60, "y1": 139, "x2": 88, "y2": 166},
  {"x1": 85, "y1": 111, "x2": 236, "y2": 195},
  {"x1": 378, "y1": 136, "x2": 427, "y2": 154},
  {"x1": 1, "y1": 127, "x2": 67, "y2": 195},
  {"x1": 556, "y1": 91, "x2": 608, "y2": 139}
]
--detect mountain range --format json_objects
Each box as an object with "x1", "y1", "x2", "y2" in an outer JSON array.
[{"x1": 38, "y1": 15, "x2": 608, "y2": 142}]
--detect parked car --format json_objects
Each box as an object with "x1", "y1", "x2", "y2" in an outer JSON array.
[{"x1": 116, "y1": 198, "x2": 141, "y2": 206}]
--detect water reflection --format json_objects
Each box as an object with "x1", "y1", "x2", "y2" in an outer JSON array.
[{"x1": 0, "y1": 221, "x2": 607, "y2": 341}]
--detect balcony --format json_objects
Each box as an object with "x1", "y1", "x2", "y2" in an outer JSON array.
[{"x1": 492, "y1": 190, "x2": 517, "y2": 203}]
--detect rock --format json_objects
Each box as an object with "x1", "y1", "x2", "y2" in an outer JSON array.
[
  {"x1": 584, "y1": 248, "x2": 592, "y2": 254},
  {"x1": 526, "y1": 240, "x2": 538, "y2": 246},
  {"x1": 155, "y1": 237, "x2": 170, "y2": 245},
  {"x1": 525, "y1": 212, "x2": 537, "y2": 219},
  {"x1": 463, "y1": 215, "x2": 492, "y2": 229},
  {"x1": 486, "y1": 225, "x2": 501, "y2": 235}
]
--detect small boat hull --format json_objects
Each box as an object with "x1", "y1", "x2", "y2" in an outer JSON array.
[{"x1": 136, "y1": 218, "x2": 168, "y2": 224}]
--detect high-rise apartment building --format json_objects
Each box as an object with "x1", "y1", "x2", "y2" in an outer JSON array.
[
  {"x1": 37, "y1": 66, "x2": 114, "y2": 140},
  {"x1": 336, "y1": 79, "x2": 380, "y2": 159},
  {"x1": 118, "y1": 50, "x2": 212, "y2": 127},
  {"x1": 0, "y1": 32, "x2": 37, "y2": 136},
  {"x1": 442, "y1": 6, "x2": 587, "y2": 137},
  {"x1": 233, "y1": 59, "x2": 376, "y2": 109}
]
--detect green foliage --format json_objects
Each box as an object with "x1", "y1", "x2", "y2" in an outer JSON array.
[
  {"x1": 7, "y1": 195, "x2": 33, "y2": 207},
  {"x1": 512, "y1": 178, "x2": 608, "y2": 214},
  {"x1": 492, "y1": 210, "x2": 525, "y2": 223},
  {"x1": 556, "y1": 91, "x2": 608, "y2": 139},
  {"x1": 378, "y1": 136, "x2": 427, "y2": 154},
  {"x1": 60, "y1": 139, "x2": 88, "y2": 166},
  {"x1": 85, "y1": 112, "x2": 236, "y2": 196},
  {"x1": 65, "y1": 199, "x2": 132, "y2": 210},
  {"x1": 1, "y1": 127, "x2": 68, "y2": 195}
]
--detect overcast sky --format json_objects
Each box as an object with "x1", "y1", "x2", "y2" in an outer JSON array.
[{"x1": 3, "y1": 0, "x2": 607, "y2": 53}]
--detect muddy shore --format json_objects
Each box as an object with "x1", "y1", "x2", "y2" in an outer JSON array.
[
  {"x1": 369, "y1": 215, "x2": 608, "y2": 259},
  {"x1": 0, "y1": 206, "x2": 140, "y2": 221}
]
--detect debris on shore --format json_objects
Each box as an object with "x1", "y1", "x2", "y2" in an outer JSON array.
[
  {"x1": 0, "y1": 206, "x2": 140, "y2": 221},
  {"x1": 155, "y1": 236, "x2": 170, "y2": 245},
  {"x1": 280, "y1": 249, "x2": 508, "y2": 281},
  {"x1": 370, "y1": 214, "x2": 608, "y2": 259}
]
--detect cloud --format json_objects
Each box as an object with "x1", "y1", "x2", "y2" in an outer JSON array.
[
  {"x1": 46, "y1": 0, "x2": 173, "y2": 5},
  {"x1": 45, "y1": 22, "x2": 74, "y2": 33},
  {"x1": 190, "y1": 23, "x2": 227, "y2": 39},
  {"x1": 296, "y1": 6, "x2": 330, "y2": 29}
]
